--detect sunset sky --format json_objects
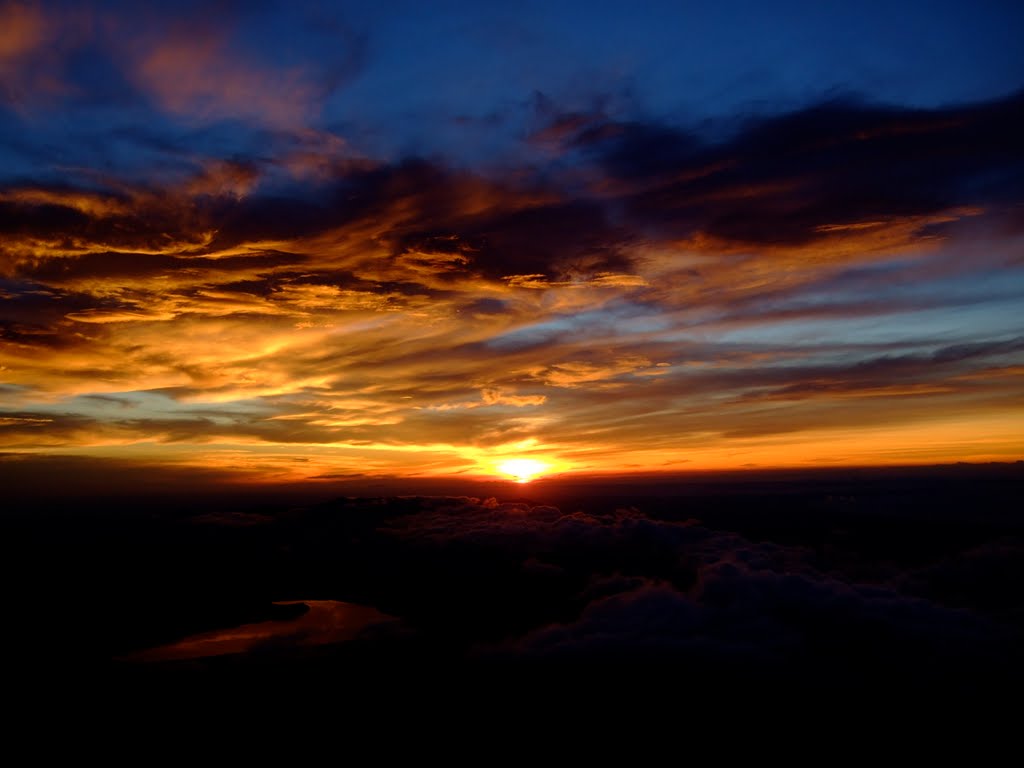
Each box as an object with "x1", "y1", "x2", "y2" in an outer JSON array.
[{"x1": 2, "y1": 0, "x2": 1023, "y2": 486}]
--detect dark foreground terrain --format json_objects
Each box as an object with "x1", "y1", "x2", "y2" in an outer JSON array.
[{"x1": 4, "y1": 463, "x2": 1023, "y2": 704}]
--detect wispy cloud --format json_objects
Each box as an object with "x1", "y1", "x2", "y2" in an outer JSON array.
[{"x1": 2, "y1": 81, "x2": 1023, "y2": 476}]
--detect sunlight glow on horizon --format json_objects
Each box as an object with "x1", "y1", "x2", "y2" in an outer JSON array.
[
  {"x1": 496, "y1": 458, "x2": 550, "y2": 483},
  {"x1": 5, "y1": 407, "x2": 1022, "y2": 486}
]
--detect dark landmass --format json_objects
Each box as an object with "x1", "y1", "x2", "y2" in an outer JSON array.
[{"x1": 4, "y1": 463, "x2": 1022, "y2": 704}]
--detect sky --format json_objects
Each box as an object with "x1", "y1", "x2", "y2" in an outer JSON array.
[{"x1": 1, "y1": 0, "x2": 1023, "y2": 487}]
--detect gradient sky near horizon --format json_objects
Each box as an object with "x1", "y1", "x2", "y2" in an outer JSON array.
[{"x1": 1, "y1": 0, "x2": 1023, "y2": 485}]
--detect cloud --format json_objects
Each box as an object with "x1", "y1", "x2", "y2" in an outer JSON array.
[
  {"x1": 6, "y1": 462, "x2": 1021, "y2": 682},
  {"x1": 183, "y1": 160, "x2": 261, "y2": 200},
  {"x1": 504, "y1": 567, "x2": 995, "y2": 685},
  {"x1": 278, "y1": 495, "x2": 1016, "y2": 683},
  {"x1": 0, "y1": 2, "x2": 365, "y2": 128},
  {"x1": 1, "y1": 92, "x2": 1023, "y2": 473},
  {"x1": 123, "y1": 600, "x2": 394, "y2": 662},
  {"x1": 0, "y1": 0, "x2": 77, "y2": 108},
  {"x1": 64, "y1": 308, "x2": 176, "y2": 324},
  {"x1": 560, "y1": 91, "x2": 1024, "y2": 247},
  {"x1": 480, "y1": 388, "x2": 546, "y2": 407},
  {"x1": 128, "y1": 23, "x2": 320, "y2": 128},
  {"x1": 0, "y1": 2, "x2": 46, "y2": 62},
  {"x1": 535, "y1": 355, "x2": 663, "y2": 388}
]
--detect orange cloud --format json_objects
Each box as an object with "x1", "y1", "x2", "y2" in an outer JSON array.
[
  {"x1": 0, "y1": 2, "x2": 46, "y2": 61},
  {"x1": 3, "y1": 94, "x2": 1023, "y2": 480},
  {"x1": 126, "y1": 22, "x2": 322, "y2": 128},
  {"x1": 536, "y1": 356, "x2": 664, "y2": 388},
  {"x1": 0, "y1": 1, "x2": 61, "y2": 105}
]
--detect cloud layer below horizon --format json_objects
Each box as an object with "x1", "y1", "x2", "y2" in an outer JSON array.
[
  {"x1": 2, "y1": 1, "x2": 1023, "y2": 481},
  {"x1": 111, "y1": 494, "x2": 1023, "y2": 684}
]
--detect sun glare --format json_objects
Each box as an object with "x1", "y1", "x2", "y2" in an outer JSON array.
[{"x1": 496, "y1": 458, "x2": 548, "y2": 483}]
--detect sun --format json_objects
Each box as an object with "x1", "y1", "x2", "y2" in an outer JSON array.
[{"x1": 496, "y1": 458, "x2": 548, "y2": 483}]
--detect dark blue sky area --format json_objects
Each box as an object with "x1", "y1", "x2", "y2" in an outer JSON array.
[{"x1": 1, "y1": 0, "x2": 1022, "y2": 180}]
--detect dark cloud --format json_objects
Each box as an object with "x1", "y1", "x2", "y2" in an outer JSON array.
[
  {"x1": 722, "y1": 336, "x2": 1024, "y2": 398},
  {"x1": 455, "y1": 201, "x2": 631, "y2": 280},
  {"x1": 18, "y1": 249, "x2": 306, "y2": 284},
  {"x1": 0, "y1": 281, "x2": 96, "y2": 345},
  {"x1": 183, "y1": 156, "x2": 635, "y2": 285},
  {"x1": 7, "y1": 92, "x2": 1022, "y2": 290},
  {"x1": 3, "y1": 452, "x2": 1019, "y2": 694},
  {"x1": 559, "y1": 91, "x2": 1024, "y2": 245},
  {"x1": 51, "y1": 485, "x2": 1013, "y2": 691},
  {"x1": 898, "y1": 538, "x2": 1024, "y2": 621},
  {"x1": 0, "y1": 198, "x2": 89, "y2": 235},
  {"x1": 204, "y1": 194, "x2": 338, "y2": 250},
  {"x1": 575, "y1": 120, "x2": 704, "y2": 183},
  {"x1": 383, "y1": 496, "x2": 1018, "y2": 689},
  {"x1": 0, "y1": 192, "x2": 209, "y2": 258}
]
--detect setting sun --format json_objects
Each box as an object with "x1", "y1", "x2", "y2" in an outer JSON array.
[{"x1": 496, "y1": 458, "x2": 549, "y2": 483}]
